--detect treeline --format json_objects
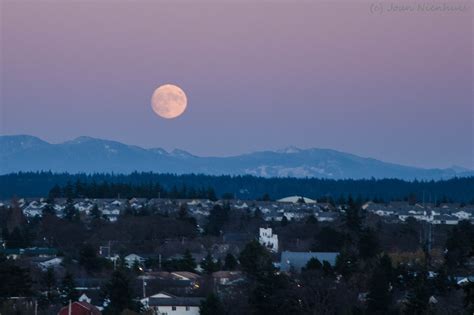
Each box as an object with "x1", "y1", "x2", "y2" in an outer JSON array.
[
  {"x1": 48, "y1": 180, "x2": 218, "y2": 200},
  {"x1": 1, "y1": 171, "x2": 474, "y2": 203}
]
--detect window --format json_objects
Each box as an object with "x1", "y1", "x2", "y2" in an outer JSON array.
[
  {"x1": 172, "y1": 306, "x2": 177, "y2": 311},
  {"x1": 186, "y1": 306, "x2": 190, "y2": 311}
]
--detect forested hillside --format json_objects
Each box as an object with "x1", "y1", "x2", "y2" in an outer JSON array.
[{"x1": 1, "y1": 172, "x2": 473, "y2": 203}]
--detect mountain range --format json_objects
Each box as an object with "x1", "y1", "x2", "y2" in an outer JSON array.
[{"x1": 1, "y1": 135, "x2": 472, "y2": 180}]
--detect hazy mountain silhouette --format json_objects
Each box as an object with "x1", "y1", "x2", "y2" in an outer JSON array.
[{"x1": 1, "y1": 135, "x2": 472, "y2": 180}]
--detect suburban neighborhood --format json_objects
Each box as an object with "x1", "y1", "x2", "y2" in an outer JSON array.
[{"x1": 1, "y1": 192, "x2": 474, "y2": 314}]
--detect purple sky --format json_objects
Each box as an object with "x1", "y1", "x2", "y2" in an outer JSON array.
[{"x1": 1, "y1": 1, "x2": 472, "y2": 169}]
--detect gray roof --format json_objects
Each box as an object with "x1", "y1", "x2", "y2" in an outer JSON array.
[
  {"x1": 280, "y1": 251, "x2": 339, "y2": 272},
  {"x1": 148, "y1": 297, "x2": 204, "y2": 307},
  {"x1": 433, "y1": 214, "x2": 458, "y2": 221}
]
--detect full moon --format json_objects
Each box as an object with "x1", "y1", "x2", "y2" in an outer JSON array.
[{"x1": 151, "y1": 84, "x2": 187, "y2": 119}]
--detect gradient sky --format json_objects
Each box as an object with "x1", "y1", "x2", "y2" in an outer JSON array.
[{"x1": 1, "y1": 1, "x2": 472, "y2": 169}]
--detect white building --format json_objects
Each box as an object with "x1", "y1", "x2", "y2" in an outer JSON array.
[
  {"x1": 147, "y1": 292, "x2": 203, "y2": 315},
  {"x1": 78, "y1": 293, "x2": 92, "y2": 304},
  {"x1": 141, "y1": 292, "x2": 173, "y2": 309},
  {"x1": 38, "y1": 257, "x2": 63, "y2": 271},
  {"x1": 259, "y1": 228, "x2": 278, "y2": 252},
  {"x1": 124, "y1": 254, "x2": 145, "y2": 268},
  {"x1": 452, "y1": 210, "x2": 471, "y2": 220},
  {"x1": 277, "y1": 196, "x2": 317, "y2": 204}
]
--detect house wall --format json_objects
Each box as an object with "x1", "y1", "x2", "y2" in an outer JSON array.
[
  {"x1": 58, "y1": 304, "x2": 96, "y2": 315},
  {"x1": 259, "y1": 228, "x2": 278, "y2": 252},
  {"x1": 153, "y1": 305, "x2": 200, "y2": 315}
]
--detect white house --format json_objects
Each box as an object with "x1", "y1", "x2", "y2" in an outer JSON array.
[
  {"x1": 452, "y1": 210, "x2": 471, "y2": 220},
  {"x1": 259, "y1": 228, "x2": 278, "y2": 252},
  {"x1": 124, "y1": 254, "x2": 145, "y2": 268},
  {"x1": 147, "y1": 292, "x2": 204, "y2": 315},
  {"x1": 277, "y1": 196, "x2": 317, "y2": 204},
  {"x1": 141, "y1": 292, "x2": 173, "y2": 309},
  {"x1": 78, "y1": 293, "x2": 92, "y2": 304},
  {"x1": 38, "y1": 257, "x2": 63, "y2": 271},
  {"x1": 432, "y1": 215, "x2": 459, "y2": 225},
  {"x1": 23, "y1": 200, "x2": 47, "y2": 217}
]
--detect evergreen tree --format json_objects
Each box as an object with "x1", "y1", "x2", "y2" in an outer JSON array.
[
  {"x1": 358, "y1": 227, "x2": 380, "y2": 259},
  {"x1": 335, "y1": 251, "x2": 358, "y2": 279},
  {"x1": 367, "y1": 255, "x2": 393, "y2": 314},
  {"x1": 281, "y1": 215, "x2": 289, "y2": 226},
  {"x1": 207, "y1": 187, "x2": 217, "y2": 201},
  {"x1": 250, "y1": 272, "x2": 300, "y2": 315},
  {"x1": 345, "y1": 195, "x2": 362, "y2": 230},
  {"x1": 178, "y1": 204, "x2": 188, "y2": 220},
  {"x1": 63, "y1": 182, "x2": 74, "y2": 199},
  {"x1": 205, "y1": 205, "x2": 229, "y2": 236},
  {"x1": 0, "y1": 263, "x2": 32, "y2": 297},
  {"x1": 254, "y1": 208, "x2": 263, "y2": 220},
  {"x1": 304, "y1": 257, "x2": 322, "y2": 271},
  {"x1": 43, "y1": 203, "x2": 56, "y2": 216},
  {"x1": 103, "y1": 269, "x2": 138, "y2": 314},
  {"x1": 239, "y1": 240, "x2": 273, "y2": 278},
  {"x1": 305, "y1": 214, "x2": 318, "y2": 225},
  {"x1": 64, "y1": 198, "x2": 79, "y2": 221},
  {"x1": 79, "y1": 243, "x2": 101, "y2": 273},
  {"x1": 404, "y1": 275, "x2": 430, "y2": 315},
  {"x1": 42, "y1": 267, "x2": 56, "y2": 302},
  {"x1": 434, "y1": 267, "x2": 450, "y2": 295},
  {"x1": 463, "y1": 281, "x2": 474, "y2": 314},
  {"x1": 5, "y1": 226, "x2": 28, "y2": 248},
  {"x1": 200, "y1": 293, "x2": 225, "y2": 315},
  {"x1": 48, "y1": 184, "x2": 62, "y2": 199},
  {"x1": 322, "y1": 260, "x2": 333, "y2": 276},
  {"x1": 90, "y1": 204, "x2": 101, "y2": 220},
  {"x1": 60, "y1": 272, "x2": 78, "y2": 305},
  {"x1": 182, "y1": 249, "x2": 197, "y2": 272},
  {"x1": 224, "y1": 253, "x2": 238, "y2": 270},
  {"x1": 201, "y1": 253, "x2": 220, "y2": 274},
  {"x1": 445, "y1": 220, "x2": 474, "y2": 269}
]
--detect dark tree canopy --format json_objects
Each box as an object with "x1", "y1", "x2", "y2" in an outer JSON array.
[
  {"x1": 1, "y1": 172, "x2": 474, "y2": 203},
  {"x1": 200, "y1": 293, "x2": 225, "y2": 315},
  {"x1": 239, "y1": 240, "x2": 273, "y2": 278},
  {"x1": 102, "y1": 269, "x2": 138, "y2": 314}
]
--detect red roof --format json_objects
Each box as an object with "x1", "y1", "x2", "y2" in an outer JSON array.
[{"x1": 58, "y1": 301, "x2": 102, "y2": 315}]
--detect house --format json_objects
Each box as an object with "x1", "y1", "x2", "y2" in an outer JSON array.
[
  {"x1": 455, "y1": 276, "x2": 474, "y2": 286},
  {"x1": 432, "y1": 215, "x2": 459, "y2": 225},
  {"x1": 140, "y1": 292, "x2": 172, "y2": 308},
  {"x1": 124, "y1": 254, "x2": 145, "y2": 268},
  {"x1": 277, "y1": 196, "x2": 317, "y2": 204},
  {"x1": 38, "y1": 257, "x2": 63, "y2": 271},
  {"x1": 23, "y1": 200, "x2": 47, "y2": 217},
  {"x1": 280, "y1": 251, "x2": 339, "y2": 272},
  {"x1": 24, "y1": 247, "x2": 58, "y2": 257},
  {"x1": 136, "y1": 272, "x2": 200, "y2": 296},
  {"x1": 212, "y1": 271, "x2": 245, "y2": 286},
  {"x1": 0, "y1": 247, "x2": 58, "y2": 260},
  {"x1": 78, "y1": 293, "x2": 92, "y2": 304},
  {"x1": 148, "y1": 292, "x2": 204, "y2": 315},
  {"x1": 316, "y1": 212, "x2": 338, "y2": 222},
  {"x1": 57, "y1": 301, "x2": 101, "y2": 315},
  {"x1": 171, "y1": 272, "x2": 201, "y2": 282},
  {"x1": 259, "y1": 228, "x2": 278, "y2": 252},
  {"x1": 452, "y1": 210, "x2": 471, "y2": 220}
]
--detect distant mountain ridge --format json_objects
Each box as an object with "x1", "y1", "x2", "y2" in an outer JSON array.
[{"x1": 0, "y1": 135, "x2": 472, "y2": 180}]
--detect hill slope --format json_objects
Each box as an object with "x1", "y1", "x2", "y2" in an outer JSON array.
[{"x1": 0, "y1": 135, "x2": 472, "y2": 180}]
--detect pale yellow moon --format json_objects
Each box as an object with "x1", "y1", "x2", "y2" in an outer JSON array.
[{"x1": 151, "y1": 84, "x2": 187, "y2": 119}]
